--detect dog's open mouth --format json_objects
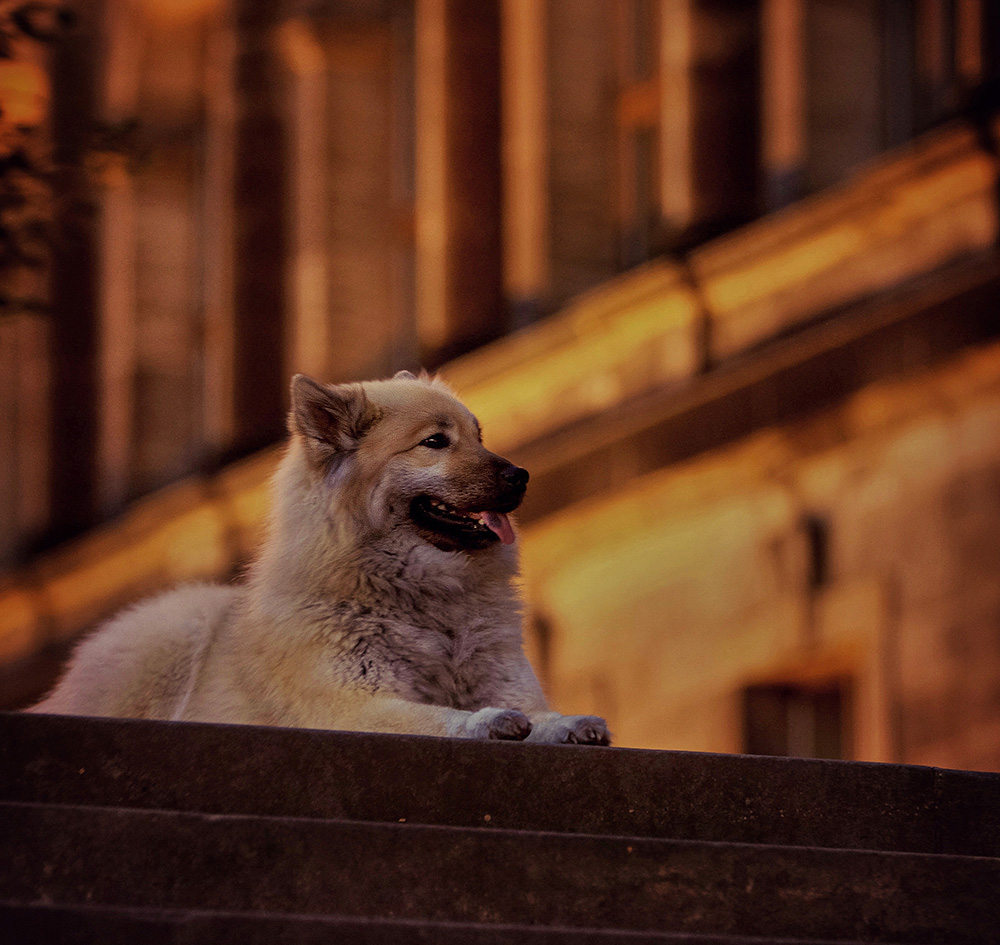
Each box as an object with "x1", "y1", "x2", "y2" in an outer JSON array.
[{"x1": 410, "y1": 496, "x2": 516, "y2": 550}]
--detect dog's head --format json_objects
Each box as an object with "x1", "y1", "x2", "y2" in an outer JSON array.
[{"x1": 288, "y1": 372, "x2": 528, "y2": 553}]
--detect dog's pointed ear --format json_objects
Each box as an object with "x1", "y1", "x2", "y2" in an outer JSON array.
[
  {"x1": 393, "y1": 370, "x2": 417, "y2": 381},
  {"x1": 289, "y1": 375, "x2": 380, "y2": 465}
]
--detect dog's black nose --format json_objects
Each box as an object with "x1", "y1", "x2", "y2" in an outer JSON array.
[{"x1": 501, "y1": 464, "x2": 529, "y2": 490}]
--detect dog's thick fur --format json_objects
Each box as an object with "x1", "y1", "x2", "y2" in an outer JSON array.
[{"x1": 32, "y1": 373, "x2": 610, "y2": 745}]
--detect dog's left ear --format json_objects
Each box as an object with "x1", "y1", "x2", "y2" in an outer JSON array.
[{"x1": 289, "y1": 375, "x2": 380, "y2": 465}]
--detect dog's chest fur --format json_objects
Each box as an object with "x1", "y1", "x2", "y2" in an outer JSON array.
[
  {"x1": 316, "y1": 550, "x2": 521, "y2": 709},
  {"x1": 321, "y1": 599, "x2": 513, "y2": 710}
]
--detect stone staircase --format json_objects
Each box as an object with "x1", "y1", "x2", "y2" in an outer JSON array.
[{"x1": 1, "y1": 711, "x2": 998, "y2": 943}]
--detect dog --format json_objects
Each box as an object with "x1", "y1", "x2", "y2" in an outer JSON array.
[{"x1": 32, "y1": 372, "x2": 611, "y2": 745}]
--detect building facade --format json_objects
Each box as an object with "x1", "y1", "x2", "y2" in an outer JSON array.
[{"x1": 2, "y1": 0, "x2": 1000, "y2": 769}]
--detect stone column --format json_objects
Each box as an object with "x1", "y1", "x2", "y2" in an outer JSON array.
[{"x1": 415, "y1": 0, "x2": 503, "y2": 366}]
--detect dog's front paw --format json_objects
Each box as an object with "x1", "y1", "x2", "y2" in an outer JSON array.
[
  {"x1": 528, "y1": 714, "x2": 611, "y2": 746},
  {"x1": 464, "y1": 707, "x2": 533, "y2": 741}
]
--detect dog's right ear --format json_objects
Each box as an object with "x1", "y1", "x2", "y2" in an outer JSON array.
[{"x1": 289, "y1": 374, "x2": 379, "y2": 466}]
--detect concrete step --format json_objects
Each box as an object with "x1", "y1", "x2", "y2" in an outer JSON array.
[
  {"x1": 3, "y1": 712, "x2": 1000, "y2": 856},
  {"x1": 4, "y1": 712, "x2": 999, "y2": 944},
  {"x1": 3, "y1": 799, "x2": 998, "y2": 943},
  {"x1": 0, "y1": 903, "x2": 873, "y2": 945}
]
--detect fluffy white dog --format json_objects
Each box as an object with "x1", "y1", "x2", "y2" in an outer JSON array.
[{"x1": 33, "y1": 373, "x2": 611, "y2": 745}]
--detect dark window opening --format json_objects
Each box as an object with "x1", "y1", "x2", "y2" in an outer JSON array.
[
  {"x1": 743, "y1": 679, "x2": 852, "y2": 760},
  {"x1": 801, "y1": 512, "x2": 830, "y2": 592}
]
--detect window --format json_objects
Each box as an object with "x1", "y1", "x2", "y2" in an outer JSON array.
[
  {"x1": 615, "y1": 0, "x2": 662, "y2": 268},
  {"x1": 743, "y1": 679, "x2": 852, "y2": 759}
]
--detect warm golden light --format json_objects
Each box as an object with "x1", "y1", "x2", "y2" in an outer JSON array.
[
  {"x1": 138, "y1": 0, "x2": 220, "y2": 25},
  {"x1": 2, "y1": 0, "x2": 999, "y2": 777},
  {"x1": 0, "y1": 59, "x2": 48, "y2": 128}
]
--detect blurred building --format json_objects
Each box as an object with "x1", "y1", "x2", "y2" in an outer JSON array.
[{"x1": 2, "y1": 0, "x2": 1000, "y2": 770}]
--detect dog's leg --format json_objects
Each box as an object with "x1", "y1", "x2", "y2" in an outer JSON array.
[
  {"x1": 525, "y1": 711, "x2": 611, "y2": 746},
  {"x1": 459, "y1": 706, "x2": 534, "y2": 740},
  {"x1": 317, "y1": 694, "x2": 533, "y2": 741},
  {"x1": 474, "y1": 652, "x2": 612, "y2": 745}
]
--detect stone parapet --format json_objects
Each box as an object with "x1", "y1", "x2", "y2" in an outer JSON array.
[{"x1": 2, "y1": 711, "x2": 998, "y2": 943}]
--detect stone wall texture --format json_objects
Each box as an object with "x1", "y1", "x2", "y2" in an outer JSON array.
[{"x1": 521, "y1": 340, "x2": 1000, "y2": 770}]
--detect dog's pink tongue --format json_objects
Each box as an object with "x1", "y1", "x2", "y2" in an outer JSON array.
[{"x1": 481, "y1": 511, "x2": 515, "y2": 545}]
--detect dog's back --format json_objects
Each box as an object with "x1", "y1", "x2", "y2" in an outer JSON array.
[{"x1": 32, "y1": 583, "x2": 234, "y2": 720}]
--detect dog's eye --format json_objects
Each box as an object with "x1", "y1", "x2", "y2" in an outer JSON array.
[{"x1": 420, "y1": 433, "x2": 450, "y2": 449}]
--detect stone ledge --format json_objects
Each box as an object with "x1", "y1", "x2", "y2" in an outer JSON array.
[
  {"x1": 5, "y1": 712, "x2": 998, "y2": 944},
  {"x1": 0, "y1": 903, "x2": 867, "y2": 945},
  {"x1": 4, "y1": 800, "x2": 998, "y2": 943},
  {"x1": 3, "y1": 712, "x2": 999, "y2": 856}
]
